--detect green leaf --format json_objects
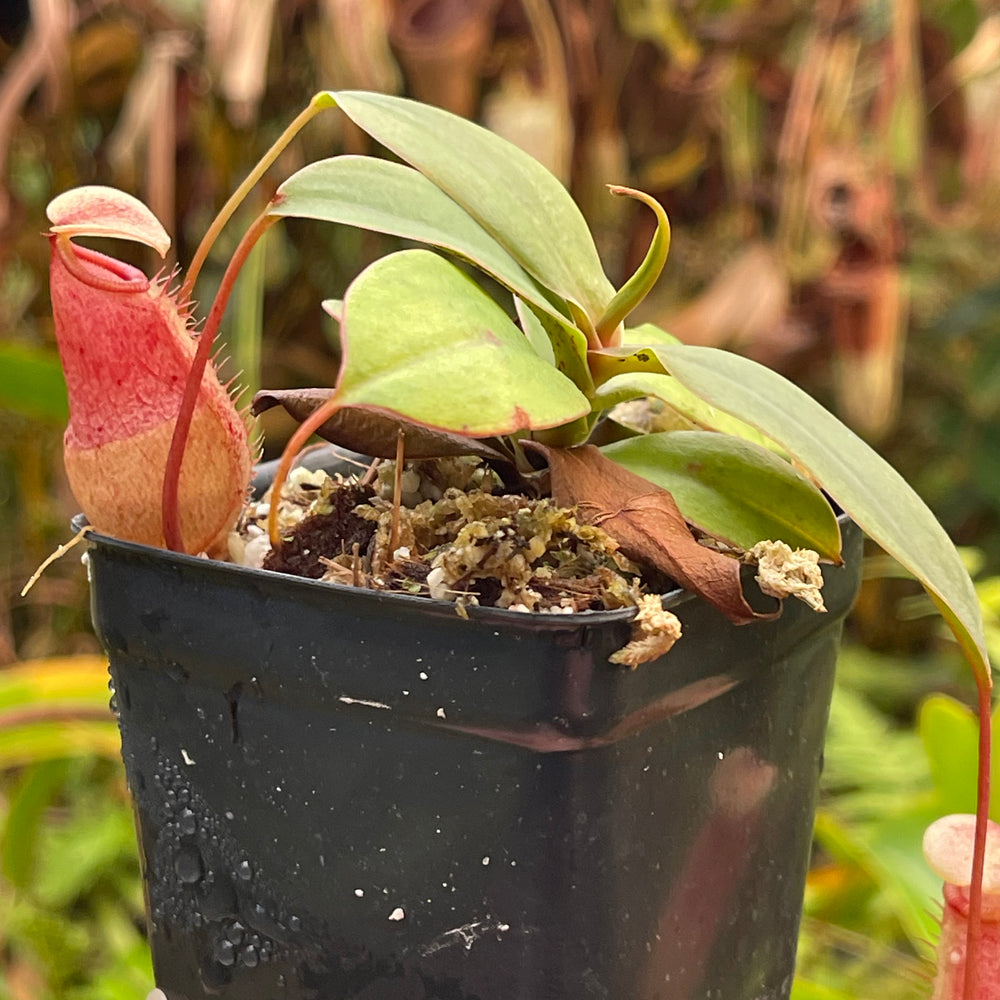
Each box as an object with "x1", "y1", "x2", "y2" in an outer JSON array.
[
  {"x1": 0, "y1": 724, "x2": 121, "y2": 770},
  {"x1": 514, "y1": 298, "x2": 555, "y2": 363},
  {"x1": 592, "y1": 370, "x2": 778, "y2": 451},
  {"x1": 622, "y1": 323, "x2": 680, "y2": 346},
  {"x1": 336, "y1": 249, "x2": 590, "y2": 435},
  {"x1": 595, "y1": 187, "x2": 671, "y2": 342},
  {"x1": 320, "y1": 90, "x2": 616, "y2": 325},
  {"x1": 588, "y1": 343, "x2": 670, "y2": 385},
  {"x1": 2, "y1": 761, "x2": 71, "y2": 887},
  {"x1": 918, "y1": 694, "x2": 1000, "y2": 819},
  {"x1": 813, "y1": 807, "x2": 942, "y2": 957},
  {"x1": 0, "y1": 343, "x2": 69, "y2": 422},
  {"x1": 34, "y1": 801, "x2": 138, "y2": 908},
  {"x1": 272, "y1": 156, "x2": 568, "y2": 326},
  {"x1": 526, "y1": 304, "x2": 592, "y2": 393},
  {"x1": 0, "y1": 656, "x2": 110, "y2": 713},
  {"x1": 657, "y1": 343, "x2": 991, "y2": 684},
  {"x1": 0, "y1": 656, "x2": 119, "y2": 769},
  {"x1": 602, "y1": 431, "x2": 842, "y2": 558},
  {"x1": 790, "y1": 978, "x2": 858, "y2": 1000}
]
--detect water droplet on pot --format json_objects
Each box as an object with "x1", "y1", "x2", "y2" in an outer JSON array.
[
  {"x1": 236, "y1": 859, "x2": 253, "y2": 881},
  {"x1": 175, "y1": 845, "x2": 204, "y2": 884},
  {"x1": 241, "y1": 944, "x2": 259, "y2": 968},
  {"x1": 178, "y1": 808, "x2": 197, "y2": 837},
  {"x1": 247, "y1": 902, "x2": 289, "y2": 942},
  {"x1": 214, "y1": 938, "x2": 236, "y2": 967},
  {"x1": 165, "y1": 660, "x2": 189, "y2": 682},
  {"x1": 200, "y1": 957, "x2": 231, "y2": 991},
  {"x1": 288, "y1": 914, "x2": 301, "y2": 933},
  {"x1": 225, "y1": 921, "x2": 245, "y2": 944},
  {"x1": 108, "y1": 693, "x2": 119, "y2": 715},
  {"x1": 199, "y1": 876, "x2": 238, "y2": 920}
]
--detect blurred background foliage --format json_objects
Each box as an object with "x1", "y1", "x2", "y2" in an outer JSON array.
[{"x1": 3, "y1": 0, "x2": 1000, "y2": 996}]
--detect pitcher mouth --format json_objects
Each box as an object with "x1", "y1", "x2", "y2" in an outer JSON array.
[{"x1": 50, "y1": 235, "x2": 150, "y2": 293}]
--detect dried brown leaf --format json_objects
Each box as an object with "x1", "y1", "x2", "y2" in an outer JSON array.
[
  {"x1": 251, "y1": 388, "x2": 514, "y2": 464},
  {"x1": 529, "y1": 443, "x2": 763, "y2": 624}
]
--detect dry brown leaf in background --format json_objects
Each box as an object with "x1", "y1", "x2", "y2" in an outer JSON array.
[
  {"x1": 646, "y1": 241, "x2": 791, "y2": 350},
  {"x1": 106, "y1": 31, "x2": 193, "y2": 250},
  {"x1": 320, "y1": 0, "x2": 401, "y2": 94},
  {"x1": 482, "y1": 0, "x2": 572, "y2": 182},
  {"x1": 530, "y1": 443, "x2": 763, "y2": 624},
  {"x1": 0, "y1": 0, "x2": 73, "y2": 228},
  {"x1": 810, "y1": 151, "x2": 906, "y2": 440},
  {"x1": 206, "y1": 0, "x2": 278, "y2": 127},
  {"x1": 390, "y1": 0, "x2": 499, "y2": 120}
]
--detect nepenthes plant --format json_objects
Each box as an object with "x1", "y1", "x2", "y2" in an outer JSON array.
[{"x1": 45, "y1": 90, "x2": 994, "y2": 997}]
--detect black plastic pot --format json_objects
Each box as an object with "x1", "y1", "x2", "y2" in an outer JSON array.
[{"x1": 84, "y1": 507, "x2": 861, "y2": 1000}]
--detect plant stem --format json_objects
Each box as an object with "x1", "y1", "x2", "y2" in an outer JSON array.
[
  {"x1": 267, "y1": 393, "x2": 346, "y2": 547},
  {"x1": 389, "y1": 429, "x2": 405, "y2": 555},
  {"x1": 180, "y1": 98, "x2": 326, "y2": 302},
  {"x1": 964, "y1": 678, "x2": 993, "y2": 1000},
  {"x1": 162, "y1": 212, "x2": 279, "y2": 552}
]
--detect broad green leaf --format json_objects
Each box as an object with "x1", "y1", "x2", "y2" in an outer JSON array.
[
  {"x1": 657, "y1": 343, "x2": 991, "y2": 684},
  {"x1": 918, "y1": 694, "x2": 1000, "y2": 819},
  {"x1": 602, "y1": 431, "x2": 841, "y2": 558},
  {"x1": 319, "y1": 90, "x2": 616, "y2": 324},
  {"x1": 588, "y1": 343, "x2": 670, "y2": 385},
  {"x1": 592, "y1": 370, "x2": 778, "y2": 451},
  {"x1": 527, "y1": 304, "x2": 592, "y2": 393},
  {"x1": 515, "y1": 298, "x2": 555, "y2": 362},
  {"x1": 272, "y1": 156, "x2": 569, "y2": 325},
  {"x1": 622, "y1": 322, "x2": 680, "y2": 346},
  {"x1": 0, "y1": 343, "x2": 69, "y2": 422},
  {"x1": 336, "y1": 249, "x2": 589, "y2": 435}
]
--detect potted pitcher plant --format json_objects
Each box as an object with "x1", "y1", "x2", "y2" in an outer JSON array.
[{"x1": 42, "y1": 91, "x2": 993, "y2": 1000}]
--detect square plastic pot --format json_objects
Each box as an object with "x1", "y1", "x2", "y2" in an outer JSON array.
[{"x1": 82, "y1": 511, "x2": 861, "y2": 1000}]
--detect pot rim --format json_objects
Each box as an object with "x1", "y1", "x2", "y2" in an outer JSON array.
[
  {"x1": 74, "y1": 514, "x2": 698, "y2": 628},
  {"x1": 74, "y1": 510, "x2": 855, "y2": 632}
]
